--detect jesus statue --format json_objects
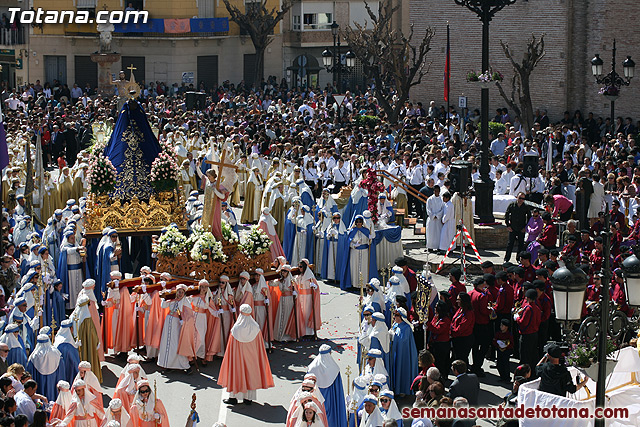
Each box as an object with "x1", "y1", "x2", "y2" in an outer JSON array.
[{"x1": 202, "y1": 169, "x2": 230, "y2": 241}]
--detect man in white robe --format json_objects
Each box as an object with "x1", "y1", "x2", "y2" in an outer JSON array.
[
  {"x1": 439, "y1": 192, "x2": 457, "y2": 253},
  {"x1": 425, "y1": 186, "x2": 444, "y2": 251}
]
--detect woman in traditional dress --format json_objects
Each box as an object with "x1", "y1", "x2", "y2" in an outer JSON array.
[
  {"x1": 258, "y1": 208, "x2": 285, "y2": 261},
  {"x1": 189, "y1": 279, "x2": 215, "y2": 365},
  {"x1": 57, "y1": 167, "x2": 74, "y2": 207},
  {"x1": 252, "y1": 269, "x2": 272, "y2": 347},
  {"x1": 113, "y1": 363, "x2": 146, "y2": 414},
  {"x1": 295, "y1": 259, "x2": 321, "y2": 338},
  {"x1": 128, "y1": 380, "x2": 169, "y2": 427},
  {"x1": 268, "y1": 181, "x2": 288, "y2": 241},
  {"x1": 321, "y1": 212, "x2": 347, "y2": 282},
  {"x1": 272, "y1": 265, "x2": 297, "y2": 342},
  {"x1": 284, "y1": 198, "x2": 302, "y2": 262},
  {"x1": 240, "y1": 167, "x2": 263, "y2": 224},
  {"x1": 217, "y1": 304, "x2": 274, "y2": 405},
  {"x1": 157, "y1": 284, "x2": 197, "y2": 374}
]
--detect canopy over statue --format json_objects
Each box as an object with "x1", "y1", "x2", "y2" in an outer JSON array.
[{"x1": 104, "y1": 100, "x2": 161, "y2": 201}]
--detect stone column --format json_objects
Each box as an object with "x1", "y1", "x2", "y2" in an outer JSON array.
[{"x1": 90, "y1": 53, "x2": 121, "y2": 96}]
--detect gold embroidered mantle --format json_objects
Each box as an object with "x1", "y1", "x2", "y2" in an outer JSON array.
[{"x1": 84, "y1": 190, "x2": 186, "y2": 235}]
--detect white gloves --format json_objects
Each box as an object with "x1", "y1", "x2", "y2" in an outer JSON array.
[
  {"x1": 265, "y1": 299, "x2": 270, "y2": 305},
  {"x1": 218, "y1": 309, "x2": 224, "y2": 315},
  {"x1": 77, "y1": 340, "x2": 82, "y2": 347},
  {"x1": 231, "y1": 308, "x2": 236, "y2": 313},
  {"x1": 179, "y1": 320, "x2": 184, "y2": 326},
  {"x1": 114, "y1": 280, "x2": 119, "y2": 287},
  {"x1": 160, "y1": 281, "x2": 166, "y2": 288},
  {"x1": 141, "y1": 284, "x2": 147, "y2": 293},
  {"x1": 101, "y1": 301, "x2": 107, "y2": 306},
  {"x1": 293, "y1": 291, "x2": 298, "y2": 297},
  {"x1": 154, "y1": 413, "x2": 161, "y2": 420},
  {"x1": 63, "y1": 293, "x2": 69, "y2": 300},
  {"x1": 310, "y1": 283, "x2": 318, "y2": 289}
]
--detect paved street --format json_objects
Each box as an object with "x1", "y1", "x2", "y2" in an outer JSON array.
[{"x1": 95, "y1": 223, "x2": 515, "y2": 426}]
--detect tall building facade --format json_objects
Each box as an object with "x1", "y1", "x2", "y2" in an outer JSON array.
[{"x1": 5, "y1": 0, "x2": 284, "y2": 91}]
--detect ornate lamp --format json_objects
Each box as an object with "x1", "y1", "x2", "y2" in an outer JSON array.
[
  {"x1": 591, "y1": 54, "x2": 604, "y2": 77},
  {"x1": 622, "y1": 254, "x2": 640, "y2": 306},
  {"x1": 623, "y1": 56, "x2": 635, "y2": 79},
  {"x1": 345, "y1": 51, "x2": 356, "y2": 68},
  {"x1": 322, "y1": 49, "x2": 333, "y2": 68},
  {"x1": 551, "y1": 258, "x2": 588, "y2": 321}
]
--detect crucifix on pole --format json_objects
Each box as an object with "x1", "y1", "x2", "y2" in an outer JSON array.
[{"x1": 204, "y1": 149, "x2": 238, "y2": 236}]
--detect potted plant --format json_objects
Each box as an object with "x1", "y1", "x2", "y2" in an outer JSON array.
[
  {"x1": 566, "y1": 339, "x2": 618, "y2": 379},
  {"x1": 466, "y1": 71, "x2": 480, "y2": 82},
  {"x1": 599, "y1": 85, "x2": 620, "y2": 102}
]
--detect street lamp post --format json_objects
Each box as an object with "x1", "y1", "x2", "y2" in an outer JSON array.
[
  {"x1": 321, "y1": 21, "x2": 355, "y2": 93},
  {"x1": 591, "y1": 39, "x2": 635, "y2": 136},
  {"x1": 454, "y1": 0, "x2": 517, "y2": 223}
]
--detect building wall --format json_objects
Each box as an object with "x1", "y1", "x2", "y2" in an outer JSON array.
[
  {"x1": 408, "y1": 0, "x2": 640, "y2": 123},
  {"x1": 409, "y1": 0, "x2": 570, "y2": 122},
  {"x1": 27, "y1": 34, "x2": 283, "y2": 87}
]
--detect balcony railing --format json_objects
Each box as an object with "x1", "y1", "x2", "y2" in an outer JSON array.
[
  {"x1": 63, "y1": 17, "x2": 229, "y2": 38},
  {"x1": 0, "y1": 28, "x2": 27, "y2": 46}
]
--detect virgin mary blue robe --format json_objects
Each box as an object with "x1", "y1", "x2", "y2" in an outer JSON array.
[
  {"x1": 389, "y1": 321, "x2": 418, "y2": 395},
  {"x1": 341, "y1": 194, "x2": 368, "y2": 229},
  {"x1": 27, "y1": 357, "x2": 66, "y2": 401}
]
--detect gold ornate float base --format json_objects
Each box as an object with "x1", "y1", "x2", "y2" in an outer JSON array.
[
  {"x1": 156, "y1": 247, "x2": 272, "y2": 282},
  {"x1": 84, "y1": 190, "x2": 186, "y2": 236}
]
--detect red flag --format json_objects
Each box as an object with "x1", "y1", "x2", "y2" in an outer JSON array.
[{"x1": 444, "y1": 23, "x2": 450, "y2": 103}]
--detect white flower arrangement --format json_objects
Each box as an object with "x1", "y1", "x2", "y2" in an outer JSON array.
[
  {"x1": 86, "y1": 152, "x2": 117, "y2": 195},
  {"x1": 157, "y1": 226, "x2": 187, "y2": 256},
  {"x1": 221, "y1": 219, "x2": 239, "y2": 244},
  {"x1": 190, "y1": 231, "x2": 227, "y2": 262},
  {"x1": 239, "y1": 225, "x2": 272, "y2": 257},
  {"x1": 150, "y1": 148, "x2": 179, "y2": 192}
]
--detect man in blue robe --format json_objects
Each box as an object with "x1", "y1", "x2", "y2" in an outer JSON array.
[
  {"x1": 26, "y1": 334, "x2": 66, "y2": 401},
  {"x1": 389, "y1": 308, "x2": 418, "y2": 396},
  {"x1": 53, "y1": 319, "x2": 80, "y2": 384},
  {"x1": 307, "y1": 344, "x2": 347, "y2": 427}
]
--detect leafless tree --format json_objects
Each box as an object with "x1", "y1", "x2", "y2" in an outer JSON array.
[
  {"x1": 496, "y1": 34, "x2": 546, "y2": 138},
  {"x1": 223, "y1": 0, "x2": 293, "y2": 87},
  {"x1": 342, "y1": 1, "x2": 434, "y2": 122}
]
